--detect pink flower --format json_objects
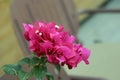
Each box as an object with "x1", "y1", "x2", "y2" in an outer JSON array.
[
  {"x1": 65, "y1": 53, "x2": 82, "y2": 69},
  {"x1": 64, "y1": 44, "x2": 90, "y2": 69},
  {"x1": 23, "y1": 23, "x2": 33, "y2": 41},
  {"x1": 23, "y1": 20, "x2": 91, "y2": 69},
  {"x1": 60, "y1": 31, "x2": 76, "y2": 44},
  {"x1": 30, "y1": 40, "x2": 45, "y2": 57},
  {"x1": 55, "y1": 46, "x2": 75, "y2": 62},
  {"x1": 80, "y1": 47, "x2": 91, "y2": 64}
]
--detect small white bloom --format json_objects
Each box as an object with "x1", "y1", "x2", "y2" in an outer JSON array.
[
  {"x1": 55, "y1": 25, "x2": 59, "y2": 29},
  {"x1": 35, "y1": 30, "x2": 39, "y2": 33},
  {"x1": 39, "y1": 32, "x2": 42, "y2": 36}
]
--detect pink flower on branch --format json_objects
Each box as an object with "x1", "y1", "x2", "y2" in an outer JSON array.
[{"x1": 23, "y1": 21, "x2": 91, "y2": 69}]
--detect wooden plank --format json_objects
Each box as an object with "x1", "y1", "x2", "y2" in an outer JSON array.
[{"x1": 61, "y1": 0, "x2": 79, "y2": 35}]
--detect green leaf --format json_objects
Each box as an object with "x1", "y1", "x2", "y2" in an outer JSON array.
[
  {"x1": 40, "y1": 56, "x2": 47, "y2": 65},
  {"x1": 18, "y1": 70, "x2": 28, "y2": 80},
  {"x1": 18, "y1": 69, "x2": 34, "y2": 80},
  {"x1": 18, "y1": 57, "x2": 30, "y2": 65},
  {"x1": 30, "y1": 57, "x2": 39, "y2": 66},
  {"x1": 3, "y1": 64, "x2": 21, "y2": 75},
  {"x1": 46, "y1": 73, "x2": 54, "y2": 80},
  {"x1": 55, "y1": 64, "x2": 61, "y2": 73},
  {"x1": 32, "y1": 65, "x2": 47, "y2": 80}
]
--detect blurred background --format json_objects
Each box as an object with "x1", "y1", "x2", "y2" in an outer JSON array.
[{"x1": 0, "y1": 0, "x2": 120, "y2": 80}]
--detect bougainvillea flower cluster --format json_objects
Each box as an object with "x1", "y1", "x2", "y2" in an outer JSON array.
[{"x1": 23, "y1": 21, "x2": 90, "y2": 69}]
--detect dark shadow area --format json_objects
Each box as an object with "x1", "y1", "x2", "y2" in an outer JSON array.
[{"x1": 70, "y1": 76, "x2": 107, "y2": 80}]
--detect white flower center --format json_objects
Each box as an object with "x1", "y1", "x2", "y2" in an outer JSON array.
[
  {"x1": 35, "y1": 30, "x2": 42, "y2": 36},
  {"x1": 39, "y1": 32, "x2": 42, "y2": 36},
  {"x1": 35, "y1": 30, "x2": 39, "y2": 33},
  {"x1": 55, "y1": 25, "x2": 59, "y2": 29}
]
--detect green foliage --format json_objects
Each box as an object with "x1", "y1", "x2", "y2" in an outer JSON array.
[
  {"x1": 18, "y1": 70, "x2": 29, "y2": 80},
  {"x1": 30, "y1": 57, "x2": 40, "y2": 66},
  {"x1": 32, "y1": 65, "x2": 47, "y2": 80},
  {"x1": 3, "y1": 56, "x2": 56, "y2": 80},
  {"x1": 3, "y1": 64, "x2": 21, "y2": 75},
  {"x1": 18, "y1": 57, "x2": 30, "y2": 65}
]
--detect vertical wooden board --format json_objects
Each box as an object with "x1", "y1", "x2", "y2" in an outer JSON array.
[
  {"x1": 31, "y1": 0, "x2": 47, "y2": 20},
  {"x1": 38, "y1": 0, "x2": 52, "y2": 22},
  {"x1": 25, "y1": 0, "x2": 39, "y2": 21},
  {"x1": 46, "y1": 0, "x2": 58, "y2": 21},
  {"x1": 39, "y1": 0, "x2": 50, "y2": 21},
  {"x1": 11, "y1": 0, "x2": 39, "y2": 55},
  {"x1": 52, "y1": 0, "x2": 70, "y2": 30},
  {"x1": 60, "y1": 0, "x2": 79, "y2": 35}
]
